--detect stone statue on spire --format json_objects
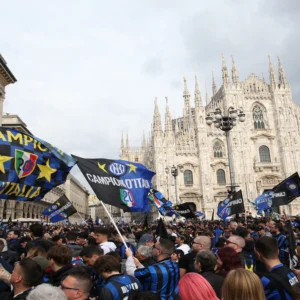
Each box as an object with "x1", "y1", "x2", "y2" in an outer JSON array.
[
  {"x1": 278, "y1": 56, "x2": 287, "y2": 88},
  {"x1": 164, "y1": 97, "x2": 173, "y2": 134},
  {"x1": 183, "y1": 76, "x2": 191, "y2": 116},
  {"x1": 231, "y1": 55, "x2": 239, "y2": 86},
  {"x1": 194, "y1": 75, "x2": 202, "y2": 107},
  {"x1": 268, "y1": 55, "x2": 277, "y2": 88}
]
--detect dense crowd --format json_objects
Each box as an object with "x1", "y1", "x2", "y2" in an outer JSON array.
[{"x1": 0, "y1": 215, "x2": 300, "y2": 299}]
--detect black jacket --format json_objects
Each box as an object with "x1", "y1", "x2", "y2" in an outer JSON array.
[
  {"x1": 27, "y1": 237, "x2": 54, "y2": 252},
  {"x1": 200, "y1": 271, "x2": 224, "y2": 299},
  {"x1": 43, "y1": 264, "x2": 73, "y2": 287},
  {"x1": 3, "y1": 289, "x2": 31, "y2": 300},
  {"x1": 1, "y1": 250, "x2": 19, "y2": 267}
]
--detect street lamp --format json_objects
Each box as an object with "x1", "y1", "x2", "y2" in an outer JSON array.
[
  {"x1": 205, "y1": 106, "x2": 245, "y2": 192},
  {"x1": 165, "y1": 165, "x2": 179, "y2": 205}
]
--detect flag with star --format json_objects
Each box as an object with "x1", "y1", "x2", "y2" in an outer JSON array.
[
  {"x1": 42, "y1": 194, "x2": 77, "y2": 222},
  {"x1": 72, "y1": 155, "x2": 155, "y2": 212},
  {"x1": 0, "y1": 127, "x2": 75, "y2": 201}
]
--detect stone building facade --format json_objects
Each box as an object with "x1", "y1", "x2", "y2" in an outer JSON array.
[{"x1": 121, "y1": 56, "x2": 300, "y2": 219}]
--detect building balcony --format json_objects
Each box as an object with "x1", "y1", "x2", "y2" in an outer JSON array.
[{"x1": 253, "y1": 161, "x2": 280, "y2": 172}]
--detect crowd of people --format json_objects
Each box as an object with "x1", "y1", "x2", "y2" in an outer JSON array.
[{"x1": 0, "y1": 215, "x2": 300, "y2": 299}]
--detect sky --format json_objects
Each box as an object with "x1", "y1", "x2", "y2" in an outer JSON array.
[{"x1": 1, "y1": 0, "x2": 300, "y2": 190}]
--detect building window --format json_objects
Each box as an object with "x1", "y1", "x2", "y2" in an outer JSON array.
[
  {"x1": 217, "y1": 169, "x2": 226, "y2": 185},
  {"x1": 184, "y1": 170, "x2": 193, "y2": 185},
  {"x1": 135, "y1": 157, "x2": 139, "y2": 162},
  {"x1": 213, "y1": 141, "x2": 223, "y2": 158},
  {"x1": 253, "y1": 105, "x2": 265, "y2": 129},
  {"x1": 259, "y1": 145, "x2": 271, "y2": 162}
]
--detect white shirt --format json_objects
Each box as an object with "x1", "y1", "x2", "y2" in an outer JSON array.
[
  {"x1": 99, "y1": 241, "x2": 117, "y2": 254},
  {"x1": 176, "y1": 243, "x2": 190, "y2": 255}
]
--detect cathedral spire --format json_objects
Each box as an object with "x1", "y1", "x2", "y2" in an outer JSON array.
[
  {"x1": 142, "y1": 131, "x2": 146, "y2": 148},
  {"x1": 126, "y1": 132, "x2": 129, "y2": 149},
  {"x1": 278, "y1": 56, "x2": 287, "y2": 88},
  {"x1": 194, "y1": 75, "x2": 202, "y2": 107},
  {"x1": 268, "y1": 55, "x2": 277, "y2": 87},
  {"x1": 121, "y1": 131, "x2": 124, "y2": 149},
  {"x1": 153, "y1": 97, "x2": 162, "y2": 136},
  {"x1": 262, "y1": 72, "x2": 266, "y2": 84},
  {"x1": 183, "y1": 76, "x2": 191, "y2": 115},
  {"x1": 231, "y1": 55, "x2": 239, "y2": 85},
  {"x1": 222, "y1": 54, "x2": 230, "y2": 87},
  {"x1": 205, "y1": 84, "x2": 210, "y2": 106},
  {"x1": 212, "y1": 72, "x2": 217, "y2": 96},
  {"x1": 164, "y1": 97, "x2": 173, "y2": 134}
]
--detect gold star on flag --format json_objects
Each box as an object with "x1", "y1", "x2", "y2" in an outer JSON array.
[
  {"x1": 126, "y1": 163, "x2": 137, "y2": 173},
  {"x1": 37, "y1": 159, "x2": 57, "y2": 182},
  {"x1": 98, "y1": 163, "x2": 108, "y2": 174},
  {"x1": 0, "y1": 155, "x2": 13, "y2": 174}
]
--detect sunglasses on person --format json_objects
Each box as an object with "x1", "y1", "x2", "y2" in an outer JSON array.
[{"x1": 60, "y1": 283, "x2": 80, "y2": 291}]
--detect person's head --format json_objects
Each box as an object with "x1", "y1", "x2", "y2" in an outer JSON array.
[
  {"x1": 93, "y1": 255, "x2": 121, "y2": 279},
  {"x1": 80, "y1": 245, "x2": 104, "y2": 266},
  {"x1": 76, "y1": 233, "x2": 86, "y2": 246},
  {"x1": 256, "y1": 226, "x2": 265, "y2": 235},
  {"x1": 30, "y1": 223, "x2": 44, "y2": 238},
  {"x1": 11, "y1": 258, "x2": 42, "y2": 289},
  {"x1": 66, "y1": 232, "x2": 77, "y2": 243},
  {"x1": 229, "y1": 221, "x2": 238, "y2": 230},
  {"x1": 292, "y1": 282, "x2": 300, "y2": 300},
  {"x1": 171, "y1": 249, "x2": 184, "y2": 262},
  {"x1": 52, "y1": 235, "x2": 63, "y2": 245},
  {"x1": 216, "y1": 247, "x2": 243, "y2": 277},
  {"x1": 254, "y1": 236, "x2": 279, "y2": 262},
  {"x1": 27, "y1": 283, "x2": 67, "y2": 300},
  {"x1": 47, "y1": 245, "x2": 72, "y2": 270},
  {"x1": 195, "y1": 250, "x2": 217, "y2": 272},
  {"x1": 175, "y1": 235, "x2": 186, "y2": 245},
  {"x1": 222, "y1": 269, "x2": 265, "y2": 300},
  {"x1": 152, "y1": 238, "x2": 174, "y2": 261},
  {"x1": 85, "y1": 237, "x2": 97, "y2": 246},
  {"x1": 95, "y1": 227, "x2": 110, "y2": 244},
  {"x1": 226, "y1": 235, "x2": 245, "y2": 253},
  {"x1": 271, "y1": 222, "x2": 283, "y2": 235},
  {"x1": 19, "y1": 236, "x2": 31, "y2": 248},
  {"x1": 7, "y1": 230, "x2": 20, "y2": 241},
  {"x1": 27, "y1": 246, "x2": 47, "y2": 259},
  {"x1": 178, "y1": 273, "x2": 219, "y2": 300},
  {"x1": 60, "y1": 268, "x2": 92, "y2": 300},
  {"x1": 135, "y1": 245, "x2": 153, "y2": 262},
  {"x1": 191, "y1": 236, "x2": 211, "y2": 252}
]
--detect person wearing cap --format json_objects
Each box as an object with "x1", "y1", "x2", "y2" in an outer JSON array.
[
  {"x1": 138, "y1": 233, "x2": 154, "y2": 247},
  {"x1": 175, "y1": 235, "x2": 190, "y2": 255},
  {"x1": 257, "y1": 226, "x2": 272, "y2": 237}
]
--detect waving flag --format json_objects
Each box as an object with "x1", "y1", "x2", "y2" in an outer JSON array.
[
  {"x1": 73, "y1": 155, "x2": 155, "y2": 212},
  {"x1": 195, "y1": 211, "x2": 206, "y2": 219},
  {"x1": 217, "y1": 190, "x2": 244, "y2": 220},
  {"x1": 0, "y1": 127, "x2": 75, "y2": 201},
  {"x1": 148, "y1": 188, "x2": 172, "y2": 215},
  {"x1": 42, "y1": 195, "x2": 77, "y2": 222}
]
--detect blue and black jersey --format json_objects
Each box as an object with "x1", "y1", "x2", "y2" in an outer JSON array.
[
  {"x1": 116, "y1": 242, "x2": 136, "y2": 259},
  {"x1": 275, "y1": 233, "x2": 289, "y2": 264},
  {"x1": 134, "y1": 258, "x2": 179, "y2": 300},
  {"x1": 258, "y1": 263, "x2": 298, "y2": 300},
  {"x1": 98, "y1": 274, "x2": 141, "y2": 300}
]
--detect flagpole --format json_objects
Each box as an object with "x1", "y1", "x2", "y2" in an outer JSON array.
[
  {"x1": 99, "y1": 201, "x2": 128, "y2": 249},
  {"x1": 76, "y1": 211, "x2": 86, "y2": 224}
]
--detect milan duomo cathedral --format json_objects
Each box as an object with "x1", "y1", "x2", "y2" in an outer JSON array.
[{"x1": 120, "y1": 56, "x2": 300, "y2": 220}]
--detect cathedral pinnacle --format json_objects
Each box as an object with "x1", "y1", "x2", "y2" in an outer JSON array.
[
  {"x1": 165, "y1": 97, "x2": 172, "y2": 134},
  {"x1": 212, "y1": 72, "x2": 217, "y2": 96},
  {"x1": 278, "y1": 56, "x2": 287, "y2": 88},
  {"x1": 121, "y1": 131, "x2": 124, "y2": 149},
  {"x1": 183, "y1": 76, "x2": 191, "y2": 116},
  {"x1": 231, "y1": 55, "x2": 239, "y2": 85},
  {"x1": 153, "y1": 97, "x2": 162, "y2": 135},
  {"x1": 194, "y1": 75, "x2": 202, "y2": 107},
  {"x1": 205, "y1": 85, "x2": 210, "y2": 106},
  {"x1": 268, "y1": 55, "x2": 277, "y2": 87},
  {"x1": 183, "y1": 76, "x2": 190, "y2": 96},
  {"x1": 222, "y1": 54, "x2": 230, "y2": 87},
  {"x1": 126, "y1": 132, "x2": 129, "y2": 149}
]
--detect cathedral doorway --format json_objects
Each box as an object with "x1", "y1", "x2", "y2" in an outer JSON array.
[{"x1": 179, "y1": 193, "x2": 201, "y2": 210}]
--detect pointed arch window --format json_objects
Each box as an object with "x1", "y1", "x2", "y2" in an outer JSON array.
[
  {"x1": 184, "y1": 170, "x2": 193, "y2": 185},
  {"x1": 259, "y1": 145, "x2": 271, "y2": 162},
  {"x1": 217, "y1": 169, "x2": 226, "y2": 185},
  {"x1": 213, "y1": 141, "x2": 223, "y2": 158},
  {"x1": 253, "y1": 105, "x2": 265, "y2": 129}
]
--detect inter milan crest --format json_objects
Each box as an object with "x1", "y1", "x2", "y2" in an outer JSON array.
[{"x1": 15, "y1": 149, "x2": 38, "y2": 178}]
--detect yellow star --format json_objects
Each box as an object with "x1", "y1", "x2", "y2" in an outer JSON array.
[
  {"x1": 98, "y1": 163, "x2": 108, "y2": 174},
  {"x1": 126, "y1": 163, "x2": 137, "y2": 173},
  {"x1": 0, "y1": 155, "x2": 13, "y2": 173},
  {"x1": 37, "y1": 159, "x2": 57, "y2": 182}
]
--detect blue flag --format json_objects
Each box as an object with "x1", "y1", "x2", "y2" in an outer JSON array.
[
  {"x1": 195, "y1": 211, "x2": 206, "y2": 219},
  {"x1": 164, "y1": 208, "x2": 180, "y2": 217},
  {"x1": 148, "y1": 188, "x2": 172, "y2": 215},
  {"x1": 0, "y1": 127, "x2": 75, "y2": 201},
  {"x1": 42, "y1": 194, "x2": 77, "y2": 222},
  {"x1": 217, "y1": 190, "x2": 244, "y2": 220},
  {"x1": 73, "y1": 156, "x2": 155, "y2": 212},
  {"x1": 254, "y1": 191, "x2": 273, "y2": 212}
]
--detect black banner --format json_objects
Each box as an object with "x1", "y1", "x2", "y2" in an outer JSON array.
[{"x1": 165, "y1": 202, "x2": 197, "y2": 218}]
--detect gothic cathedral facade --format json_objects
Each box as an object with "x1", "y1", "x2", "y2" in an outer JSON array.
[{"x1": 120, "y1": 56, "x2": 300, "y2": 219}]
